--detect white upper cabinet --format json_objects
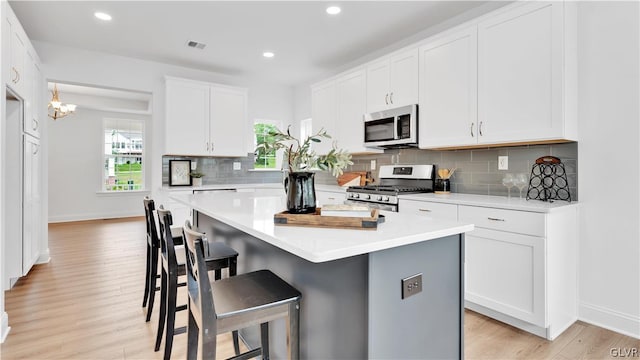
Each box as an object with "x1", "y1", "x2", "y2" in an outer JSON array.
[
  {"x1": 310, "y1": 79, "x2": 337, "y2": 155},
  {"x1": 366, "y1": 48, "x2": 419, "y2": 113},
  {"x1": 477, "y1": 1, "x2": 576, "y2": 145},
  {"x1": 336, "y1": 69, "x2": 382, "y2": 154},
  {"x1": 419, "y1": 26, "x2": 478, "y2": 148},
  {"x1": 4, "y1": 3, "x2": 28, "y2": 97},
  {"x1": 165, "y1": 77, "x2": 248, "y2": 157}
]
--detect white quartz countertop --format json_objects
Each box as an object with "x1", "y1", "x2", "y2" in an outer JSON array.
[
  {"x1": 399, "y1": 193, "x2": 578, "y2": 213},
  {"x1": 171, "y1": 190, "x2": 473, "y2": 263}
]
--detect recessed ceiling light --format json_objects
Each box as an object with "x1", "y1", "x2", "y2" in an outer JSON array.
[
  {"x1": 326, "y1": 6, "x2": 341, "y2": 15},
  {"x1": 94, "y1": 12, "x2": 112, "y2": 21},
  {"x1": 263, "y1": 52, "x2": 275, "y2": 58}
]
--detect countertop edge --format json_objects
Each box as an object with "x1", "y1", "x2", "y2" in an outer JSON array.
[{"x1": 398, "y1": 193, "x2": 578, "y2": 213}]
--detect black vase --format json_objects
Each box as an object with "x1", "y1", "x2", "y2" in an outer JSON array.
[{"x1": 284, "y1": 171, "x2": 317, "y2": 214}]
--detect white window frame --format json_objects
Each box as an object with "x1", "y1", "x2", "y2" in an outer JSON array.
[
  {"x1": 102, "y1": 117, "x2": 146, "y2": 192},
  {"x1": 300, "y1": 118, "x2": 312, "y2": 141},
  {"x1": 253, "y1": 118, "x2": 284, "y2": 171}
]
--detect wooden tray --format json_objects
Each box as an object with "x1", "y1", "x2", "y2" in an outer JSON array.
[{"x1": 274, "y1": 208, "x2": 384, "y2": 230}]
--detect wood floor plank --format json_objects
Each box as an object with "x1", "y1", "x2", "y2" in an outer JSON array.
[{"x1": 2, "y1": 217, "x2": 637, "y2": 359}]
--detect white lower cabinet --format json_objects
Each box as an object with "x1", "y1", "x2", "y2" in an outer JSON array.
[
  {"x1": 398, "y1": 197, "x2": 577, "y2": 340},
  {"x1": 398, "y1": 199, "x2": 457, "y2": 221}
]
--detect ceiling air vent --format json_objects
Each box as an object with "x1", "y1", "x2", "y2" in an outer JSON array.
[{"x1": 186, "y1": 40, "x2": 206, "y2": 50}]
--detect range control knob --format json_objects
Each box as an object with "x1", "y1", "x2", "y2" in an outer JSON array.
[
  {"x1": 363, "y1": 194, "x2": 370, "y2": 200},
  {"x1": 353, "y1": 193, "x2": 359, "y2": 199},
  {"x1": 376, "y1": 195, "x2": 383, "y2": 201},
  {"x1": 383, "y1": 196, "x2": 390, "y2": 202}
]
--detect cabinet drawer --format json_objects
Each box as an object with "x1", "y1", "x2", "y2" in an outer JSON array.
[
  {"x1": 458, "y1": 205, "x2": 545, "y2": 237},
  {"x1": 399, "y1": 200, "x2": 458, "y2": 221}
]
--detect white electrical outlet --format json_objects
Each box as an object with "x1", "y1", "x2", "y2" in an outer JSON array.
[
  {"x1": 370, "y1": 160, "x2": 376, "y2": 170},
  {"x1": 233, "y1": 162, "x2": 241, "y2": 170},
  {"x1": 498, "y1": 156, "x2": 509, "y2": 170}
]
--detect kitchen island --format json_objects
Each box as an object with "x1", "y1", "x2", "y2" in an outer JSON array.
[{"x1": 171, "y1": 189, "x2": 474, "y2": 359}]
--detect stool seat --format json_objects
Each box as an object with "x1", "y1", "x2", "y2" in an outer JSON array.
[{"x1": 213, "y1": 270, "x2": 301, "y2": 320}]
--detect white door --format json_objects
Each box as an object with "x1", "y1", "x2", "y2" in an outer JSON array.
[
  {"x1": 388, "y1": 48, "x2": 419, "y2": 108},
  {"x1": 419, "y1": 27, "x2": 478, "y2": 148},
  {"x1": 165, "y1": 78, "x2": 210, "y2": 155},
  {"x1": 210, "y1": 86, "x2": 248, "y2": 157},
  {"x1": 478, "y1": 1, "x2": 563, "y2": 144},
  {"x1": 311, "y1": 80, "x2": 337, "y2": 155},
  {"x1": 23, "y1": 135, "x2": 41, "y2": 275},
  {"x1": 366, "y1": 59, "x2": 390, "y2": 112},
  {"x1": 465, "y1": 228, "x2": 546, "y2": 327},
  {"x1": 8, "y1": 16, "x2": 27, "y2": 96},
  {"x1": 336, "y1": 69, "x2": 369, "y2": 153}
]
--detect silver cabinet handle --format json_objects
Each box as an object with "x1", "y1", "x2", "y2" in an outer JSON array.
[
  {"x1": 206, "y1": 142, "x2": 209, "y2": 151},
  {"x1": 418, "y1": 208, "x2": 432, "y2": 212},
  {"x1": 32, "y1": 118, "x2": 38, "y2": 131},
  {"x1": 33, "y1": 144, "x2": 39, "y2": 155},
  {"x1": 210, "y1": 142, "x2": 213, "y2": 152},
  {"x1": 385, "y1": 93, "x2": 389, "y2": 105},
  {"x1": 328, "y1": 197, "x2": 336, "y2": 200},
  {"x1": 390, "y1": 92, "x2": 394, "y2": 104},
  {"x1": 487, "y1": 217, "x2": 505, "y2": 222},
  {"x1": 479, "y1": 121, "x2": 484, "y2": 136},
  {"x1": 470, "y1": 123, "x2": 475, "y2": 137},
  {"x1": 11, "y1": 67, "x2": 19, "y2": 83}
]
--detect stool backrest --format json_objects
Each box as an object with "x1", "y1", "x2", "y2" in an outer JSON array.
[
  {"x1": 143, "y1": 197, "x2": 158, "y2": 247},
  {"x1": 157, "y1": 207, "x2": 179, "y2": 266},
  {"x1": 183, "y1": 224, "x2": 218, "y2": 355}
]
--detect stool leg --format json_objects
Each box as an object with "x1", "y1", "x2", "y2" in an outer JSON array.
[
  {"x1": 163, "y1": 268, "x2": 178, "y2": 360},
  {"x1": 214, "y1": 269, "x2": 221, "y2": 281},
  {"x1": 187, "y1": 303, "x2": 198, "y2": 360},
  {"x1": 142, "y1": 241, "x2": 151, "y2": 307},
  {"x1": 230, "y1": 257, "x2": 240, "y2": 355},
  {"x1": 154, "y1": 268, "x2": 168, "y2": 351},
  {"x1": 146, "y1": 248, "x2": 159, "y2": 322},
  {"x1": 287, "y1": 301, "x2": 300, "y2": 360},
  {"x1": 260, "y1": 322, "x2": 270, "y2": 360}
]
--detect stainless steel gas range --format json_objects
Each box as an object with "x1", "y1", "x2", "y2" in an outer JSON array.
[{"x1": 345, "y1": 164, "x2": 435, "y2": 212}]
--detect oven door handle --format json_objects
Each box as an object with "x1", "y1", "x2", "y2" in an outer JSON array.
[{"x1": 393, "y1": 116, "x2": 399, "y2": 140}]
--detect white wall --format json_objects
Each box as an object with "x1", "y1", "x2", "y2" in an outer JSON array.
[
  {"x1": 0, "y1": 0, "x2": 6, "y2": 344},
  {"x1": 34, "y1": 41, "x2": 293, "y2": 221},
  {"x1": 48, "y1": 108, "x2": 150, "y2": 222},
  {"x1": 577, "y1": 1, "x2": 640, "y2": 338}
]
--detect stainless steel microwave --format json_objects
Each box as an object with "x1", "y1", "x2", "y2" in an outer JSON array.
[{"x1": 363, "y1": 104, "x2": 418, "y2": 148}]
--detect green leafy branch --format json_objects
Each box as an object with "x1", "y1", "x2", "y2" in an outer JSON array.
[{"x1": 255, "y1": 125, "x2": 353, "y2": 177}]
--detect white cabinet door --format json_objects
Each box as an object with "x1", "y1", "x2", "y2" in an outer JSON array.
[
  {"x1": 398, "y1": 199, "x2": 458, "y2": 221},
  {"x1": 478, "y1": 1, "x2": 563, "y2": 144},
  {"x1": 6, "y1": 13, "x2": 27, "y2": 96},
  {"x1": 23, "y1": 135, "x2": 41, "y2": 275},
  {"x1": 365, "y1": 59, "x2": 390, "y2": 113},
  {"x1": 336, "y1": 69, "x2": 371, "y2": 154},
  {"x1": 311, "y1": 80, "x2": 337, "y2": 155},
  {"x1": 465, "y1": 228, "x2": 546, "y2": 327},
  {"x1": 366, "y1": 49, "x2": 419, "y2": 113},
  {"x1": 419, "y1": 27, "x2": 478, "y2": 148},
  {"x1": 210, "y1": 85, "x2": 248, "y2": 156},
  {"x1": 24, "y1": 59, "x2": 42, "y2": 138},
  {"x1": 165, "y1": 78, "x2": 210, "y2": 155},
  {"x1": 388, "y1": 48, "x2": 419, "y2": 108}
]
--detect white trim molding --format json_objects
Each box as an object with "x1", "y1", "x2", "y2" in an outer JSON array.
[
  {"x1": 49, "y1": 211, "x2": 143, "y2": 223},
  {"x1": 579, "y1": 301, "x2": 640, "y2": 339},
  {"x1": 1, "y1": 311, "x2": 10, "y2": 343}
]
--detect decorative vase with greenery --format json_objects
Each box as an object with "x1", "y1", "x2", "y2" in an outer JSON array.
[
  {"x1": 255, "y1": 126, "x2": 353, "y2": 214},
  {"x1": 190, "y1": 171, "x2": 204, "y2": 187}
]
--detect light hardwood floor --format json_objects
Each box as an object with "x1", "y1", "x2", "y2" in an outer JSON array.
[{"x1": 1, "y1": 217, "x2": 638, "y2": 359}]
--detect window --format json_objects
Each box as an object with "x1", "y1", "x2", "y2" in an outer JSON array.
[
  {"x1": 300, "y1": 118, "x2": 312, "y2": 141},
  {"x1": 103, "y1": 118, "x2": 144, "y2": 191},
  {"x1": 253, "y1": 119, "x2": 284, "y2": 170}
]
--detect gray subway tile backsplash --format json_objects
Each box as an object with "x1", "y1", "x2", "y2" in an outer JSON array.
[{"x1": 164, "y1": 142, "x2": 578, "y2": 201}]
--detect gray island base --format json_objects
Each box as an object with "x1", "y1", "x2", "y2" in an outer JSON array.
[{"x1": 195, "y1": 212, "x2": 465, "y2": 359}]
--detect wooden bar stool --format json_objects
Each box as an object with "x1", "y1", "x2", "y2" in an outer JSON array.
[
  {"x1": 156, "y1": 208, "x2": 240, "y2": 360},
  {"x1": 142, "y1": 197, "x2": 184, "y2": 322},
  {"x1": 183, "y1": 226, "x2": 302, "y2": 360}
]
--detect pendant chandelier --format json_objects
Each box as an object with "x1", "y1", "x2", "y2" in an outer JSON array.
[{"x1": 48, "y1": 84, "x2": 77, "y2": 120}]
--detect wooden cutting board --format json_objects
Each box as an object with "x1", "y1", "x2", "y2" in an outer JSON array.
[{"x1": 337, "y1": 171, "x2": 368, "y2": 186}]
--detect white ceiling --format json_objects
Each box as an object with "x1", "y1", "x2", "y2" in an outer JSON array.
[{"x1": 10, "y1": 1, "x2": 503, "y2": 86}]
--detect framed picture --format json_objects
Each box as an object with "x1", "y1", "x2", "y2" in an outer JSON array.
[{"x1": 169, "y1": 160, "x2": 192, "y2": 186}]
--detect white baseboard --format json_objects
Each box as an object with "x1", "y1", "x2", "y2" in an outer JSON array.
[
  {"x1": 36, "y1": 248, "x2": 51, "y2": 264},
  {"x1": 1, "y1": 311, "x2": 10, "y2": 343},
  {"x1": 48, "y1": 211, "x2": 143, "y2": 223},
  {"x1": 579, "y1": 301, "x2": 640, "y2": 339}
]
